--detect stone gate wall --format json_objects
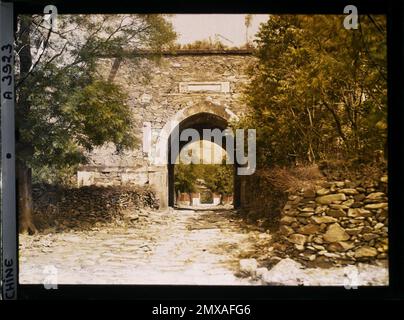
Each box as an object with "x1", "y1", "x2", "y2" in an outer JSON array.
[{"x1": 77, "y1": 50, "x2": 256, "y2": 206}]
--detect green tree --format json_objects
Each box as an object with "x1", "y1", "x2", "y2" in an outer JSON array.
[
  {"x1": 241, "y1": 15, "x2": 387, "y2": 167},
  {"x1": 245, "y1": 14, "x2": 253, "y2": 47},
  {"x1": 174, "y1": 162, "x2": 233, "y2": 204},
  {"x1": 16, "y1": 14, "x2": 176, "y2": 233},
  {"x1": 201, "y1": 164, "x2": 233, "y2": 201},
  {"x1": 174, "y1": 163, "x2": 198, "y2": 198}
]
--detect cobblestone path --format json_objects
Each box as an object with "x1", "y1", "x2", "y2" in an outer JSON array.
[{"x1": 19, "y1": 208, "x2": 268, "y2": 285}]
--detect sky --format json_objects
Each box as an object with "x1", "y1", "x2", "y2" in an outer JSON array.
[
  {"x1": 169, "y1": 14, "x2": 270, "y2": 46},
  {"x1": 178, "y1": 141, "x2": 227, "y2": 164}
]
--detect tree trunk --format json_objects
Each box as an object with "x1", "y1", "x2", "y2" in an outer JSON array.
[
  {"x1": 188, "y1": 192, "x2": 192, "y2": 206},
  {"x1": 16, "y1": 16, "x2": 36, "y2": 234},
  {"x1": 17, "y1": 160, "x2": 36, "y2": 234}
]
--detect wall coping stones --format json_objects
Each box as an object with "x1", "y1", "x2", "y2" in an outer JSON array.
[{"x1": 100, "y1": 49, "x2": 254, "y2": 58}]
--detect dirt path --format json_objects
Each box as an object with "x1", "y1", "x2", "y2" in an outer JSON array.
[{"x1": 19, "y1": 208, "x2": 269, "y2": 285}]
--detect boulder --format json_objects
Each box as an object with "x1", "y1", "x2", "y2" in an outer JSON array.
[
  {"x1": 311, "y1": 216, "x2": 338, "y2": 224},
  {"x1": 329, "y1": 204, "x2": 349, "y2": 210},
  {"x1": 323, "y1": 223, "x2": 350, "y2": 242},
  {"x1": 261, "y1": 258, "x2": 306, "y2": 285},
  {"x1": 327, "y1": 241, "x2": 354, "y2": 252},
  {"x1": 283, "y1": 204, "x2": 292, "y2": 210},
  {"x1": 280, "y1": 225, "x2": 294, "y2": 236},
  {"x1": 312, "y1": 244, "x2": 326, "y2": 250},
  {"x1": 323, "y1": 252, "x2": 341, "y2": 258},
  {"x1": 342, "y1": 199, "x2": 355, "y2": 207},
  {"x1": 345, "y1": 227, "x2": 363, "y2": 236},
  {"x1": 255, "y1": 267, "x2": 268, "y2": 279},
  {"x1": 303, "y1": 189, "x2": 316, "y2": 198},
  {"x1": 362, "y1": 226, "x2": 374, "y2": 233},
  {"x1": 316, "y1": 188, "x2": 330, "y2": 196},
  {"x1": 327, "y1": 209, "x2": 346, "y2": 218},
  {"x1": 313, "y1": 236, "x2": 324, "y2": 244},
  {"x1": 354, "y1": 246, "x2": 378, "y2": 258},
  {"x1": 284, "y1": 209, "x2": 297, "y2": 217},
  {"x1": 365, "y1": 203, "x2": 388, "y2": 210},
  {"x1": 273, "y1": 242, "x2": 288, "y2": 251},
  {"x1": 354, "y1": 194, "x2": 366, "y2": 202},
  {"x1": 298, "y1": 224, "x2": 320, "y2": 235},
  {"x1": 338, "y1": 188, "x2": 359, "y2": 195},
  {"x1": 239, "y1": 259, "x2": 258, "y2": 276},
  {"x1": 348, "y1": 208, "x2": 372, "y2": 218},
  {"x1": 300, "y1": 211, "x2": 315, "y2": 217},
  {"x1": 374, "y1": 222, "x2": 384, "y2": 230},
  {"x1": 315, "y1": 206, "x2": 328, "y2": 214},
  {"x1": 280, "y1": 216, "x2": 297, "y2": 225},
  {"x1": 309, "y1": 254, "x2": 316, "y2": 261},
  {"x1": 366, "y1": 192, "x2": 385, "y2": 200},
  {"x1": 362, "y1": 233, "x2": 379, "y2": 241},
  {"x1": 288, "y1": 234, "x2": 307, "y2": 246},
  {"x1": 294, "y1": 244, "x2": 305, "y2": 251},
  {"x1": 316, "y1": 193, "x2": 346, "y2": 204}
]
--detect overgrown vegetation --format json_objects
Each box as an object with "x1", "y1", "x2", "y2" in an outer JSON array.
[
  {"x1": 174, "y1": 163, "x2": 234, "y2": 201},
  {"x1": 238, "y1": 15, "x2": 387, "y2": 223},
  {"x1": 16, "y1": 14, "x2": 176, "y2": 233},
  {"x1": 241, "y1": 15, "x2": 387, "y2": 166},
  {"x1": 172, "y1": 39, "x2": 252, "y2": 51}
]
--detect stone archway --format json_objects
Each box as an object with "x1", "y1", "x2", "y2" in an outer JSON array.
[{"x1": 152, "y1": 100, "x2": 240, "y2": 209}]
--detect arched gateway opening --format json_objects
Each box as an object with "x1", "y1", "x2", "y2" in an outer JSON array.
[
  {"x1": 168, "y1": 112, "x2": 239, "y2": 207},
  {"x1": 154, "y1": 102, "x2": 241, "y2": 209}
]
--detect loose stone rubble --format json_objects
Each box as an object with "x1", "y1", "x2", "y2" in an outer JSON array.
[{"x1": 239, "y1": 258, "x2": 388, "y2": 286}]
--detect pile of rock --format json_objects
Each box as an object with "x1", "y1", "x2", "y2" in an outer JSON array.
[
  {"x1": 238, "y1": 258, "x2": 388, "y2": 286},
  {"x1": 33, "y1": 184, "x2": 159, "y2": 232},
  {"x1": 276, "y1": 175, "x2": 388, "y2": 266}
]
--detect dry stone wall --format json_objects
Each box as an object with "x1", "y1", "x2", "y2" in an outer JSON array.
[
  {"x1": 32, "y1": 184, "x2": 158, "y2": 232},
  {"x1": 277, "y1": 175, "x2": 388, "y2": 266}
]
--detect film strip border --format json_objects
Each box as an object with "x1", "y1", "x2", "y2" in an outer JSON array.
[{"x1": 0, "y1": 0, "x2": 17, "y2": 300}]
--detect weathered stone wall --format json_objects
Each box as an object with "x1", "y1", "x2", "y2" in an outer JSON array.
[
  {"x1": 32, "y1": 184, "x2": 158, "y2": 232},
  {"x1": 77, "y1": 50, "x2": 255, "y2": 206},
  {"x1": 276, "y1": 175, "x2": 388, "y2": 266},
  {"x1": 81, "y1": 51, "x2": 254, "y2": 171}
]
